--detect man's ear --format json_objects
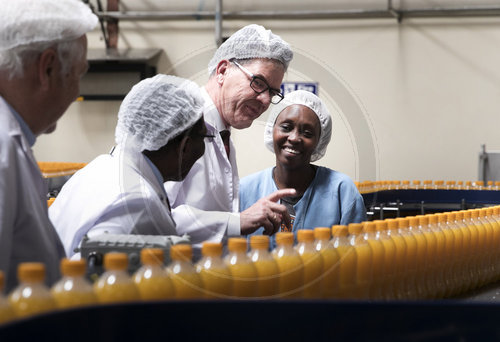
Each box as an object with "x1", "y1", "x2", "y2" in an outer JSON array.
[
  {"x1": 37, "y1": 48, "x2": 57, "y2": 90},
  {"x1": 215, "y1": 60, "x2": 230, "y2": 84}
]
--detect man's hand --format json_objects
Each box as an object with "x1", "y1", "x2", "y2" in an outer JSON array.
[{"x1": 240, "y1": 188, "x2": 296, "y2": 236}]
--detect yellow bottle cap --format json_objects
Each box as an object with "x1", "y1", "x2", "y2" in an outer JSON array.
[
  {"x1": 413, "y1": 180, "x2": 421, "y2": 185},
  {"x1": 488, "y1": 181, "x2": 493, "y2": 186},
  {"x1": 397, "y1": 217, "x2": 409, "y2": 229},
  {"x1": 250, "y1": 235, "x2": 269, "y2": 250},
  {"x1": 297, "y1": 229, "x2": 314, "y2": 242},
  {"x1": 386, "y1": 218, "x2": 398, "y2": 230},
  {"x1": 347, "y1": 223, "x2": 363, "y2": 235},
  {"x1": 228, "y1": 237, "x2": 248, "y2": 252},
  {"x1": 60, "y1": 258, "x2": 86, "y2": 277},
  {"x1": 446, "y1": 212, "x2": 456, "y2": 222},
  {"x1": 466, "y1": 181, "x2": 472, "y2": 186},
  {"x1": 455, "y1": 211, "x2": 464, "y2": 221},
  {"x1": 435, "y1": 180, "x2": 444, "y2": 185},
  {"x1": 446, "y1": 181, "x2": 455, "y2": 185},
  {"x1": 275, "y1": 232, "x2": 294, "y2": 245},
  {"x1": 18, "y1": 262, "x2": 45, "y2": 283},
  {"x1": 495, "y1": 181, "x2": 500, "y2": 186},
  {"x1": 202, "y1": 242, "x2": 223, "y2": 256},
  {"x1": 476, "y1": 181, "x2": 484, "y2": 186},
  {"x1": 437, "y1": 213, "x2": 447, "y2": 223},
  {"x1": 402, "y1": 180, "x2": 410, "y2": 185},
  {"x1": 486, "y1": 208, "x2": 494, "y2": 216},
  {"x1": 362, "y1": 221, "x2": 376, "y2": 233},
  {"x1": 140, "y1": 248, "x2": 164, "y2": 266},
  {"x1": 314, "y1": 227, "x2": 331, "y2": 240},
  {"x1": 417, "y1": 215, "x2": 429, "y2": 226},
  {"x1": 428, "y1": 214, "x2": 438, "y2": 224},
  {"x1": 374, "y1": 220, "x2": 387, "y2": 232},
  {"x1": 104, "y1": 252, "x2": 128, "y2": 271},
  {"x1": 423, "y1": 180, "x2": 432, "y2": 185},
  {"x1": 392, "y1": 180, "x2": 401, "y2": 185},
  {"x1": 408, "y1": 217, "x2": 419, "y2": 227},
  {"x1": 332, "y1": 225, "x2": 348, "y2": 237},
  {"x1": 170, "y1": 244, "x2": 193, "y2": 261},
  {"x1": 463, "y1": 210, "x2": 471, "y2": 220},
  {"x1": 470, "y1": 209, "x2": 479, "y2": 219}
]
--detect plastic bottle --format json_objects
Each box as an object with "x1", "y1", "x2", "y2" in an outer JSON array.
[
  {"x1": 314, "y1": 227, "x2": 340, "y2": 299},
  {"x1": 133, "y1": 248, "x2": 175, "y2": 301},
  {"x1": 423, "y1": 180, "x2": 433, "y2": 189},
  {"x1": 436, "y1": 213, "x2": 456, "y2": 297},
  {"x1": 8, "y1": 263, "x2": 56, "y2": 318},
  {"x1": 196, "y1": 242, "x2": 232, "y2": 299},
  {"x1": 296, "y1": 230, "x2": 323, "y2": 299},
  {"x1": 0, "y1": 271, "x2": 14, "y2": 325},
  {"x1": 427, "y1": 214, "x2": 448, "y2": 298},
  {"x1": 167, "y1": 244, "x2": 204, "y2": 299},
  {"x1": 386, "y1": 218, "x2": 408, "y2": 299},
  {"x1": 408, "y1": 216, "x2": 428, "y2": 299},
  {"x1": 374, "y1": 220, "x2": 397, "y2": 300},
  {"x1": 417, "y1": 215, "x2": 440, "y2": 299},
  {"x1": 396, "y1": 218, "x2": 418, "y2": 300},
  {"x1": 462, "y1": 210, "x2": 481, "y2": 290},
  {"x1": 331, "y1": 225, "x2": 356, "y2": 299},
  {"x1": 470, "y1": 210, "x2": 488, "y2": 287},
  {"x1": 51, "y1": 259, "x2": 97, "y2": 309},
  {"x1": 94, "y1": 253, "x2": 139, "y2": 304},
  {"x1": 248, "y1": 236, "x2": 279, "y2": 298},
  {"x1": 272, "y1": 232, "x2": 304, "y2": 299},
  {"x1": 478, "y1": 208, "x2": 495, "y2": 284},
  {"x1": 225, "y1": 238, "x2": 257, "y2": 298},
  {"x1": 348, "y1": 223, "x2": 372, "y2": 300},
  {"x1": 446, "y1": 212, "x2": 465, "y2": 296},
  {"x1": 362, "y1": 222, "x2": 384, "y2": 300}
]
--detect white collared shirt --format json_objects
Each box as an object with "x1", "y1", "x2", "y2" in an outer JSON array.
[{"x1": 165, "y1": 87, "x2": 241, "y2": 249}]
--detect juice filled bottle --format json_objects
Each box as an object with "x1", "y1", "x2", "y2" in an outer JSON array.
[
  {"x1": 249, "y1": 236, "x2": 279, "y2": 298},
  {"x1": 225, "y1": 238, "x2": 257, "y2": 298},
  {"x1": 167, "y1": 244, "x2": 204, "y2": 299},
  {"x1": 479, "y1": 208, "x2": 495, "y2": 283},
  {"x1": 462, "y1": 210, "x2": 481, "y2": 290},
  {"x1": 437, "y1": 213, "x2": 456, "y2": 295},
  {"x1": 470, "y1": 210, "x2": 488, "y2": 287},
  {"x1": 488, "y1": 207, "x2": 500, "y2": 281},
  {"x1": 8, "y1": 263, "x2": 56, "y2": 318},
  {"x1": 396, "y1": 218, "x2": 418, "y2": 300},
  {"x1": 0, "y1": 271, "x2": 14, "y2": 325},
  {"x1": 408, "y1": 216, "x2": 428, "y2": 299},
  {"x1": 331, "y1": 225, "x2": 356, "y2": 299},
  {"x1": 296, "y1": 230, "x2": 323, "y2": 299},
  {"x1": 51, "y1": 259, "x2": 97, "y2": 309},
  {"x1": 446, "y1": 212, "x2": 465, "y2": 296},
  {"x1": 273, "y1": 232, "x2": 304, "y2": 299},
  {"x1": 348, "y1": 223, "x2": 372, "y2": 300},
  {"x1": 314, "y1": 227, "x2": 340, "y2": 299},
  {"x1": 133, "y1": 248, "x2": 175, "y2": 301},
  {"x1": 427, "y1": 214, "x2": 448, "y2": 298},
  {"x1": 196, "y1": 242, "x2": 232, "y2": 299},
  {"x1": 362, "y1": 222, "x2": 384, "y2": 300},
  {"x1": 94, "y1": 253, "x2": 139, "y2": 304},
  {"x1": 386, "y1": 219, "x2": 407, "y2": 299},
  {"x1": 375, "y1": 220, "x2": 397, "y2": 300}
]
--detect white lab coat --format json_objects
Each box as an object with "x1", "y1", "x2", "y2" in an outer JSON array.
[
  {"x1": 165, "y1": 88, "x2": 240, "y2": 249},
  {"x1": 50, "y1": 144, "x2": 177, "y2": 258},
  {"x1": 0, "y1": 96, "x2": 65, "y2": 292}
]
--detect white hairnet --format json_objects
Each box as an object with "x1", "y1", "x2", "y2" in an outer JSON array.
[
  {"x1": 115, "y1": 75, "x2": 204, "y2": 152},
  {"x1": 207, "y1": 24, "x2": 293, "y2": 75},
  {"x1": 264, "y1": 90, "x2": 333, "y2": 162},
  {"x1": 0, "y1": 0, "x2": 97, "y2": 51}
]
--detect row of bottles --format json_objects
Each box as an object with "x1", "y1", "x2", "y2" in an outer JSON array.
[
  {"x1": 355, "y1": 180, "x2": 500, "y2": 194},
  {"x1": 3, "y1": 205, "x2": 500, "y2": 324}
]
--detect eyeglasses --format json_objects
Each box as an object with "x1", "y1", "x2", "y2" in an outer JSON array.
[{"x1": 231, "y1": 60, "x2": 284, "y2": 104}]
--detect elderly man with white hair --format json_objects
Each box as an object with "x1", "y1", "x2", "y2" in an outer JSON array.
[
  {"x1": 165, "y1": 24, "x2": 297, "y2": 247},
  {"x1": 49, "y1": 75, "x2": 208, "y2": 258},
  {"x1": 240, "y1": 90, "x2": 367, "y2": 249},
  {"x1": 0, "y1": 0, "x2": 97, "y2": 292}
]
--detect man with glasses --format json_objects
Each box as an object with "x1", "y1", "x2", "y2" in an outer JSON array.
[{"x1": 165, "y1": 24, "x2": 295, "y2": 250}]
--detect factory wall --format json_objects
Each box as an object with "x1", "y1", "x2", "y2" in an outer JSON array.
[{"x1": 33, "y1": 16, "x2": 500, "y2": 183}]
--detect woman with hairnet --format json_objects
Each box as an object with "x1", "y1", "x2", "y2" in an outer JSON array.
[
  {"x1": 49, "y1": 75, "x2": 208, "y2": 258},
  {"x1": 239, "y1": 90, "x2": 366, "y2": 249}
]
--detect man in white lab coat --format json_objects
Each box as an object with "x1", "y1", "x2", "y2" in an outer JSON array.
[
  {"x1": 165, "y1": 24, "x2": 296, "y2": 248},
  {"x1": 0, "y1": 0, "x2": 97, "y2": 292},
  {"x1": 50, "y1": 75, "x2": 208, "y2": 259}
]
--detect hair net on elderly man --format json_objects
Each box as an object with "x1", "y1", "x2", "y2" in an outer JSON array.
[
  {"x1": 0, "y1": 0, "x2": 97, "y2": 51},
  {"x1": 264, "y1": 90, "x2": 333, "y2": 162},
  {"x1": 207, "y1": 24, "x2": 294, "y2": 75},
  {"x1": 115, "y1": 74, "x2": 204, "y2": 152}
]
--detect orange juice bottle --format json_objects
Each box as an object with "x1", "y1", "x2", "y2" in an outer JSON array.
[
  {"x1": 386, "y1": 219, "x2": 407, "y2": 299},
  {"x1": 94, "y1": 253, "x2": 139, "y2": 304},
  {"x1": 272, "y1": 232, "x2": 304, "y2": 299},
  {"x1": 167, "y1": 245, "x2": 204, "y2": 299},
  {"x1": 396, "y1": 218, "x2": 418, "y2": 300},
  {"x1": 462, "y1": 210, "x2": 481, "y2": 290},
  {"x1": 374, "y1": 220, "x2": 397, "y2": 300},
  {"x1": 348, "y1": 223, "x2": 372, "y2": 300},
  {"x1": 0, "y1": 271, "x2": 14, "y2": 325},
  {"x1": 196, "y1": 242, "x2": 232, "y2": 299},
  {"x1": 362, "y1": 222, "x2": 384, "y2": 300},
  {"x1": 408, "y1": 216, "x2": 428, "y2": 299},
  {"x1": 486, "y1": 207, "x2": 500, "y2": 281},
  {"x1": 332, "y1": 225, "x2": 357, "y2": 299},
  {"x1": 470, "y1": 210, "x2": 488, "y2": 287},
  {"x1": 479, "y1": 208, "x2": 495, "y2": 283},
  {"x1": 248, "y1": 236, "x2": 279, "y2": 299},
  {"x1": 455, "y1": 211, "x2": 473, "y2": 291},
  {"x1": 8, "y1": 263, "x2": 56, "y2": 318},
  {"x1": 51, "y1": 259, "x2": 97, "y2": 309},
  {"x1": 133, "y1": 248, "x2": 174, "y2": 301},
  {"x1": 436, "y1": 213, "x2": 456, "y2": 297},
  {"x1": 417, "y1": 215, "x2": 439, "y2": 299},
  {"x1": 295, "y1": 230, "x2": 323, "y2": 299},
  {"x1": 225, "y1": 238, "x2": 257, "y2": 298},
  {"x1": 314, "y1": 227, "x2": 340, "y2": 299},
  {"x1": 446, "y1": 212, "x2": 466, "y2": 296},
  {"x1": 427, "y1": 214, "x2": 449, "y2": 298}
]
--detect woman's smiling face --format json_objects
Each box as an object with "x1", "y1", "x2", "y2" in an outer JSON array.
[{"x1": 273, "y1": 104, "x2": 321, "y2": 170}]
